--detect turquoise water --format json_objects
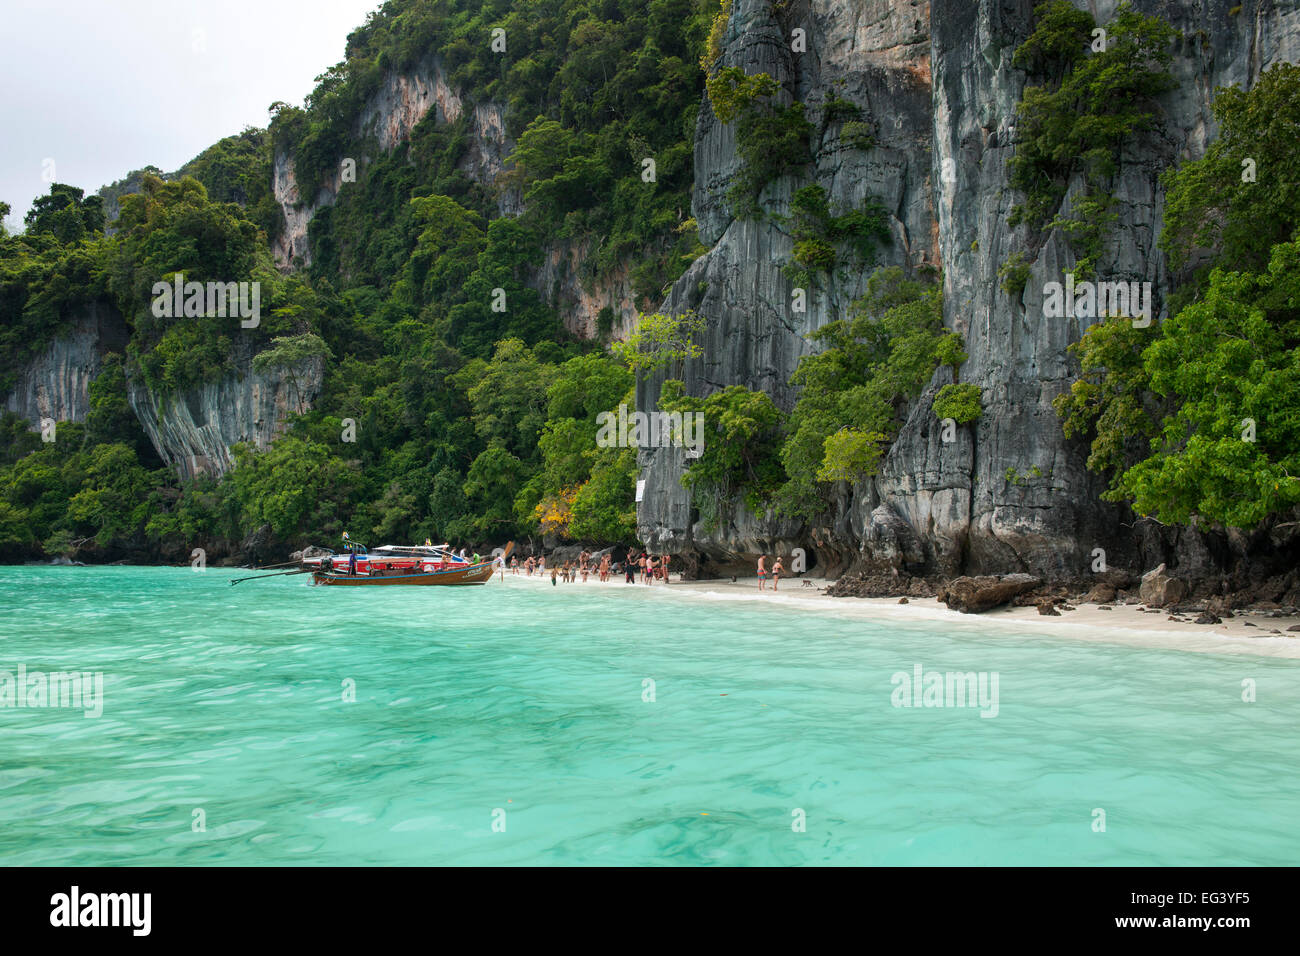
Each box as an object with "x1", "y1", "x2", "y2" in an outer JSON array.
[{"x1": 1, "y1": 565, "x2": 1297, "y2": 866}]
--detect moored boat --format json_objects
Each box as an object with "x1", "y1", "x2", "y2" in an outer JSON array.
[
  {"x1": 311, "y1": 560, "x2": 495, "y2": 586},
  {"x1": 229, "y1": 538, "x2": 507, "y2": 588},
  {"x1": 305, "y1": 540, "x2": 500, "y2": 586}
]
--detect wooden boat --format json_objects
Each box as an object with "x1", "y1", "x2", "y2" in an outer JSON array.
[
  {"x1": 308, "y1": 542, "x2": 498, "y2": 587},
  {"x1": 312, "y1": 560, "x2": 495, "y2": 586},
  {"x1": 229, "y1": 540, "x2": 506, "y2": 588}
]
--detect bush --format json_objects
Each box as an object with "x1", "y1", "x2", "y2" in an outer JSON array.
[
  {"x1": 998, "y1": 253, "x2": 1032, "y2": 298},
  {"x1": 933, "y1": 384, "x2": 983, "y2": 424}
]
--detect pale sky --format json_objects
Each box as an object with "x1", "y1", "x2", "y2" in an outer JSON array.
[{"x1": 0, "y1": 0, "x2": 384, "y2": 232}]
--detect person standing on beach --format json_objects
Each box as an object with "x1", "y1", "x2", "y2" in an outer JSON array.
[
  {"x1": 600, "y1": 553, "x2": 610, "y2": 582},
  {"x1": 772, "y1": 556, "x2": 784, "y2": 591},
  {"x1": 757, "y1": 555, "x2": 767, "y2": 591},
  {"x1": 625, "y1": 552, "x2": 637, "y2": 584},
  {"x1": 645, "y1": 554, "x2": 656, "y2": 584}
]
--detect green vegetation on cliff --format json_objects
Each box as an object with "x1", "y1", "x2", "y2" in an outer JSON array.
[
  {"x1": 1009, "y1": 1, "x2": 1176, "y2": 278},
  {"x1": 1056, "y1": 64, "x2": 1300, "y2": 529},
  {"x1": 1, "y1": 0, "x2": 719, "y2": 562}
]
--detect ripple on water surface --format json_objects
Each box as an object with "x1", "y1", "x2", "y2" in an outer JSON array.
[{"x1": 0, "y1": 566, "x2": 1297, "y2": 865}]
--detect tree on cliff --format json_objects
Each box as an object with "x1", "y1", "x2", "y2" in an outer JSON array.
[
  {"x1": 24, "y1": 184, "x2": 106, "y2": 244},
  {"x1": 252, "y1": 333, "x2": 333, "y2": 416},
  {"x1": 1058, "y1": 64, "x2": 1300, "y2": 529}
]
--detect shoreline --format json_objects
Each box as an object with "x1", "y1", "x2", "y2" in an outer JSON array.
[
  {"x1": 496, "y1": 568, "x2": 1300, "y2": 659},
  {"x1": 8, "y1": 562, "x2": 1300, "y2": 659}
]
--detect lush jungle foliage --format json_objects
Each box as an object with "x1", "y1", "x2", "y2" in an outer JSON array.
[
  {"x1": 0, "y1": 0, "x2": 718, "y2": 561},
  {"x1": 1055, "y1": 63, "x2": 1300, "y2": 528},
  {"x1": 3, "y1": 0, "x2": 1297, "y2": 564}
]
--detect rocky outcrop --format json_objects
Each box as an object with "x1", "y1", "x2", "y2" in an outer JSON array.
[
  {"x1": 270, "y1": 49, "x2": 633, "y2": 334},
  {"x1": 636, "y1": 0, "x2": 1300, "y2": 590},
  {"x1": 270, "y1": 149, "x2": 338, "y2": 269},
  {"x1": 937, "y1": 573, "x2": 1042, "y2": 613},
  {"x1": 4, "y1": 302, "x2": 127, "y2": 426},
  {"x1": 127, "y1": 347, "x2": 324, "y2": 480},
  {"x1": 1139, "y1": 563, "x2": 1188, "y2": 609}
]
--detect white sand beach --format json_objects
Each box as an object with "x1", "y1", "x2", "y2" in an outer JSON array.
[{"x1": 497, "y1": 567, "x2": 1300, "y2": 659}]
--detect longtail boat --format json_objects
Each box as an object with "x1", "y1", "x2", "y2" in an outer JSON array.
[
  {"x1": 229, "y1": 540, "x2": 510, "y2": 587},
  {"x1": 305, "y1": 543, "x2": 498, "y2": 586}
]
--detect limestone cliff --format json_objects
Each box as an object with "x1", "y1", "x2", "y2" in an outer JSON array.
[
  {"x1": 636, "y1": 0, "x2": 1300, "y2": 581},
  {"x1": 126, "y1": 346, "x2": 324, "y2": 480},
  {"x1": 4, "y1": 303, "x2": 127, "y2": 425},
  {"x1": 270, "y1": 52, "x2": 638, "y2": 337},
  {"x1": 271, "y1": 53, "x2": 517, "y2": 271},
  {"x1": 639, "y1": 0, "x2": 937, "y2": 571},
  {"x1": 3, "y1": 303, "x2": 321, "y2": 483}
]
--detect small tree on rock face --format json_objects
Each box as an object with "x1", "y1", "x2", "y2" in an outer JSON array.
[
  {"x1": 251, "y1": 333, "x2": 333, "y2": 415},
  {"x1": 613, "y1": 310, "x2": 707, "y2": 379}
]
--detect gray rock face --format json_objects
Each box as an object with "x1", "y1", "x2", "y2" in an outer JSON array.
[
  {"x1": 4, "y1": 300, "x2": 319, "y2": 483},
  {"x1": 271, "y1": 148, "x2": 333, "y2": 270},
  {"x1": 4, "y1": 302, "x2": 127, "y2": 426},
  {"x1": 525, "y1": 237, "x2": 640, "y2": 339},
  {"x1": 639, "y1": 0, "x2": 937, "y2": 567},
  {"x1": 127, "y1": 347, "x2": 324, "y2": 481},
  {"x1": 636, "y1": 0, "x2": 1300, "y2": 583}
]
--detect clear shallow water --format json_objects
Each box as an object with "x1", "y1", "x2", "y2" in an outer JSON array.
[{"x1": 1, "y1": 565, "x2": 1297, "y2": 866}]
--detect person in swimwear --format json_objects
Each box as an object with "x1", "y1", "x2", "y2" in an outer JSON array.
[{"x1": 757, "y1": 555, "x2": 767, "y2": 591}]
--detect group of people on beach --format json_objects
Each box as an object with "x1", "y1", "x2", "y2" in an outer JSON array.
[
  {"x1": 509, "y1": 550, "x2": 672, "y2": 586},
  {"x1": 502, "y1": 548, "x2": 792, "y2": 591}
]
